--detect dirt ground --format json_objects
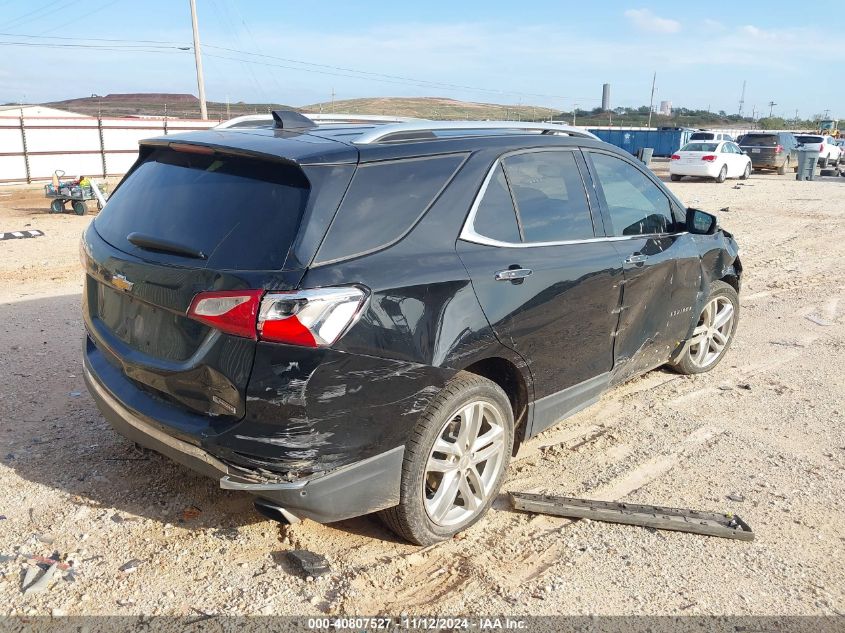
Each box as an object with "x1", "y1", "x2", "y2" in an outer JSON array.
[{"x1": 0, "y1": 163, "x2": 843, "y2": 617}]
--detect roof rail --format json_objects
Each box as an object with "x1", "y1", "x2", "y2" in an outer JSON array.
[
  {"x1": 353, "y1": 120, "x2": 600, "y2": 144},
  {"x1": 306, "y1": 113, "x2": 427, "y2": 124}
]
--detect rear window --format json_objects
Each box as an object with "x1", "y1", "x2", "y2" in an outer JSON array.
[
  {"x1": 681, "y1": 143, "x2": 719, "y2": 152},
  {"x1": 314, "y1": 154, "x2": 465, "y2": 264},
  {"x1": 795, "y1": 135, "x2": 823, "y2": 144},
  {"x1": 473, "y1": 165, "x2": 521, "y2": 243},
  {"x1": 738, "y1": 135, "x2": 777, "y2": 146},
  {"x1": 689, "y1": 132, "x2": 715, "y2": 141},
  {"x1": 95, "y1": 148, "x2": 309, "y2": 270}
]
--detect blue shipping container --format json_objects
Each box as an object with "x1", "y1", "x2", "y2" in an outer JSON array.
[{"x1": 587, "y1": 128, "x2": 696, "y2": 158}]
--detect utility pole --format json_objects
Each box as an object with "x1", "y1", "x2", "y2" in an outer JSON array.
[
  {"x1": 647, "y1": 71, "x2": 656, "y2": 128},
  {"x1": 738, "y1": 80, "x2": 746, "y2": 118},
  {"x1": 572, "y1": 103, "x2": 579, "y2": 126},
  {"x1": 768, "y1": 101, "x2": 776, "y2": 118},
  {"x1": 189, "y1": 0, "x2": 208, "y2": 120},
  {"x1": 330, "y1": 87, "x2": 335, "y2": 113}
]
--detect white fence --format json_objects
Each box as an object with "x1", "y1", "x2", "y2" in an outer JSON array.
[{"x1": 0, "y1": 115, "x2": 217, "y2": 184}]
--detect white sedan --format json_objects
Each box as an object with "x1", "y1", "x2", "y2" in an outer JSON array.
[{"x1": 669, "y1": 140, "x2": 752, "y2": 183}]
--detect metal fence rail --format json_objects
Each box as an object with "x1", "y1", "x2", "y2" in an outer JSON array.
[{"x1": 0, "y1": 115, "x2": 217, "y2": 184}]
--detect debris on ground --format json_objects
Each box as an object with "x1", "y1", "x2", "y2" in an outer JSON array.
[
  {"x1": 727, "y1": 493, "x2": 746, "y2": 502},
  {"x1": 118, "y1": 559, "x2": 144, "y2": 573},
  {"x1": 804, "y1": 314, "x2": 834, "y2": 327},
  {"x1": 180, "y1": 506, "x2": 202, "y2": 522},
  {"x1": 286, "y1": 550, "x2": 330, "y2": 578},
  {"x1": 23, "y1": 562, "x2": 59, "y2": 595},
  {"x1": 25, "y1": 555, "x2": 71, "y2": 571},
  {"x1": 510, "y1": 491, "x2": 754, "y2": 541}
]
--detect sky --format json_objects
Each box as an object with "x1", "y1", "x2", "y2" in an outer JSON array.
[{"x1": 0, "y1": 0, "x2": 842, "y2": 118}]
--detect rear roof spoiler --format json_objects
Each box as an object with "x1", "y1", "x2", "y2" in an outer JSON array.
[{"x1": 271, "y1": 110, "x2": 317, "y2": 131}]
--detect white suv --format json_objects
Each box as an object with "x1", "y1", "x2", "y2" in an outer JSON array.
[
  {"x1": 795, "y1": 134, "x2": 842, "y2": 167},
  {"x1": 689, "y1": 131, "x2": 735, "y2": 142}
]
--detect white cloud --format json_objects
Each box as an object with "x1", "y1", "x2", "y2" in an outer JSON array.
[
  {"x1": 624, "y1": 8, "x2": 682, "y2": 34},
  {"x1": 702, "y1": 18, "x2": 726, "y2": 31}
]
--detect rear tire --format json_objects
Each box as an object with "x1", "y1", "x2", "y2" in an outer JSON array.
[
  {"x1": 379, "y1": 372, "x2": 514, "y2": 545},
  {"x1": 777, "y1": 158, "x2": 789, "y2": 175},
  {"x1": 740, "y1": 163, "x2": 751, "y2": 180},
  {"x1": 669, "y1": 281, "x2": 739, "y2": 375},
  {"x1": 820, "y1": 156, "x2": 829, "y2": 168},
  {"x1": 72, "y1": 201, "x2": 87, "y2": 216},
  {"x1": 715, "y1": 165, "x2": 727, "y2": 183},
  {"x1": 49, "y1": 199, "x2": 65, "y2": 214},
  {"x1": 670, "y1": 174, "x2": 682, "y2": 182}
]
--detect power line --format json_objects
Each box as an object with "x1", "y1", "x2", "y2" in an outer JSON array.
[
  {"x1": 0, "y1": 40, "x2": 188, "y2": 52},
  {"x1": 2, "y1": 29, "x2": 601, "y2": 104}
]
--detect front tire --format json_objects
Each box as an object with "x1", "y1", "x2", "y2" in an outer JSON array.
[
  {"x1": 380, "y1": 372, "x2": 514, "y2": 545},
  {"x1": 715, "y1": 165, "x2": 727, "y2": 183},
  {"x1": 669, "y1": 281, "x2": 739, "y2": 375},
  {"x1": 740, "y1": 163, "x2": 751, "y2": 180}
]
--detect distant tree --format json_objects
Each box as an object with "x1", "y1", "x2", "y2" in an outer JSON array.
[{"x1": 757, "y1": 117, "x2": 787, "y2": 129}]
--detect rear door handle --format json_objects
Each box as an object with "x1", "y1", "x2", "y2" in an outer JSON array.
[
  {"x1": 623, "y1": 253, "x2": 648, "y2": 265},
  {"x1": 495, "y1": 267, "x2": 533, "y2": 281}
]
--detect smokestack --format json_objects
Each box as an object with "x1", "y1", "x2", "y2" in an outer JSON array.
[{"x1": 602, "y1": 83, "x2": 611, "y2": 111}]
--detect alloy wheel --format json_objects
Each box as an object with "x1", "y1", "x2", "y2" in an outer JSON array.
[
  {"x1": 687, "y1": 296, "x2": 735, "y2": 369},
  {"x1": 423, "y1": 400, "x2": 507, "y2": 527}
]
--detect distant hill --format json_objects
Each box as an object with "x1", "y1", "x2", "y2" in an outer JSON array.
[
  {"x1": 46, "y1": 93, "x2": 294, "y2": 120},
  {"x1": 301, "y1": 97, "x2": 559, "y2": 121},
  {"x1": 45, "y1": 94, "x2": 558, "y2": 121}
]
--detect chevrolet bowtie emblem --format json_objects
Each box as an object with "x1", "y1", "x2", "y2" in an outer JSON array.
[{"x1": 112, "y1": 273, "x2": 134, "y2": 292}]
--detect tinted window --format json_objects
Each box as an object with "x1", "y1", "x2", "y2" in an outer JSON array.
[
  {"x1": 589, "y1": 152, "x2": 673, "y2": 236},
  {"x1": 690, "y1": 132, "x2": 714, "y2": 141},
  {"x1": 739, "y1": 134, "x2": 778, "y2": 146},
  {"x1": 95, "y1": 148, "x2": 309, "y2": 270},
  {"x1": 315, "y1": 154, "x2": 464, "y2": 263},
  {"x1": 473, "y1": 165, "x2": 521, "y2": 243},
  {"x1": 502, "y1": 151, "x2": 594, "y2": 242},
  {"x1": 796, "y1": 135, "x2": 823, "y2": 144}
]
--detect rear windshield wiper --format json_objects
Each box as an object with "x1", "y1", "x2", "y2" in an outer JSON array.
[{"x1": 127, "y1": 232, "x2": 207, "y2": 260}]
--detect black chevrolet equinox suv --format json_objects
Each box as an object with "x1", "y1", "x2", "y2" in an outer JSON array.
[{"x1": 82, "y1": 112, "x2": 742, "y2": 544}]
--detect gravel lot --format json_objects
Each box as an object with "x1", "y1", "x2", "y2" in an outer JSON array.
[{"x1": 0, "y1": 163, "x2": 843, "y2": 617}]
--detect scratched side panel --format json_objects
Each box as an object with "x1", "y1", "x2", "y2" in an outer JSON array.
[{"x1": 212, "y1": 345, "x2": 454, "y2": 475}]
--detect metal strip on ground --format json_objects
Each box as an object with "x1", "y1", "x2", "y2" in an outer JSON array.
[{"x1": 510, "y1": 491, "x2": 754, "y2": 541}]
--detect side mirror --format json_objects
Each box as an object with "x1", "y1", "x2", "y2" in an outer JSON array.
[{"x1": 686, "y1": 208, "x2": 717, "y2": 235}]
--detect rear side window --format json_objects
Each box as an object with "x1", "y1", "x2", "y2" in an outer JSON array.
[
  {"x1": 314, "y1": 154, "x2": 465, "y2": 263},
  {"x1": 502, "y1": 151, "x2": 594, "y2": 242},
  {"x1": 796, "y1": 135, "x2": 823, "y2": 144},
  {"x1": 681, "y1": 143, "x2": 719, "y2": 152},
  {"x1": 473, "y1": 165, "x2": 521, "y2": 243},
  {"x1": 95, "y1": 148, "x2": 309, "y2": 270},
  {"x1": 739, "y1": 135, "x2": 777, "y2": 146},
  {"x1": 589, "y1": 152, "x2": 673, "y2": 236}
]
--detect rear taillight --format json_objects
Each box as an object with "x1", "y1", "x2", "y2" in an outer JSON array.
[
  {"x1": 259, "y1": 287, "x2": 368, "y2": 348},
  {"x1": 819, "y1": 143, "x2": 825, "y2": 152},
  {"x1": 774, "y1": 145, "x2": 784, "y2": 154},
  {"x1": 701, "y1": 155, "x2": 717, "y2": 162},
  {"x1": 188, "y1": 290, "x2": 263, "y2": 339},
  {"x1": 187, "y1": 286, "x2": 368, "y2": 347},
  {"x1": 671, "y1": 154, "x2": 680, "y2": 160}
]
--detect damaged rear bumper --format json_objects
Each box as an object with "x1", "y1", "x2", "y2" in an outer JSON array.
[{"x1": 83, "y1": 360, "x2": 404, "y2": 523}]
